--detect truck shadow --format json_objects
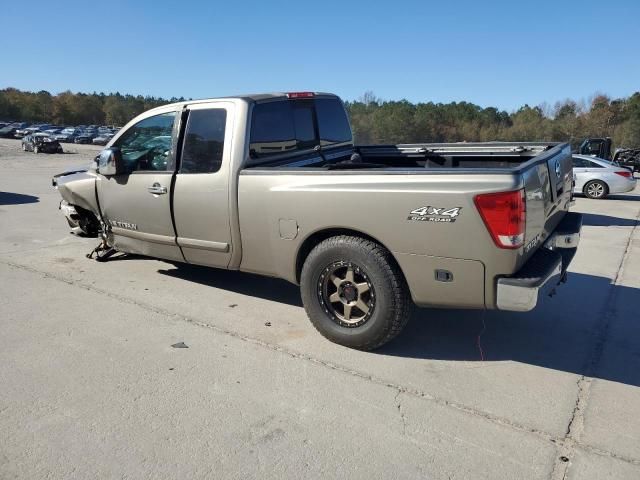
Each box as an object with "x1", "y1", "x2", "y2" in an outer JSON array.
[
  {"x1": 604, "y1": 194, "x2": 640, "y2": 201},
  {"x1": 581, "y1": 213, "x2": 638, "y2": 227},
  {"x1": 381, "y1": 272, "x2": 640, "y2": 388},
  {"x1": 574, "y1": 194, "x2": 640, "y2": 201},
  {"x1": 159, "y1": 263, "x2": 304, "y2": 307},
  {"x1": 160, "y1": 264, "x2": 639, "y2": 388},
  {"x1": 0, "y1": 191, "x2": 39, "y2": 205}
]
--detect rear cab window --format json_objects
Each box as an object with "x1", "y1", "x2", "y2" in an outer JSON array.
[
  {"x1": 248, "y1": 100, "x2": 317, "y2": 164},
  {"x1": 315, "y1": 98, "x2": 352, "y2": 147},
  {"x1": 247, "y1": 96, "x2": 353, "y2": 167}
]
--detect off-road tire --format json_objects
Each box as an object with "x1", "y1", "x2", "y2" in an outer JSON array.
[
  {"x1": 33, "y1": 145, "x2": 39, "y2": 154},
  {"x1": 584, "y1": 180, "x2": 608, "y2": 199},
  {"x1": 300, "y1": 235, "x2": 412, "y2": 350},
  {"x1": 21, "y1": 143, "x2": 26, "y2": 151}
]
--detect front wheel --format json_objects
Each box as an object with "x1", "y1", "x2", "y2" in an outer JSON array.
[
  {"x1": 300, "y1": 236, "x2": 412, "y2": 350},
  {"x1": 584, "y1": 180, "x2": 608, "y2": 199},
  {"x1": 33, "y1": 145, "x2": 39, "y2": 154}
]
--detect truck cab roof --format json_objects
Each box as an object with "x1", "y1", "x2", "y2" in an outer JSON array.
[{"x1": 158, "y1": 92, "x2": 340, "y2": 111}]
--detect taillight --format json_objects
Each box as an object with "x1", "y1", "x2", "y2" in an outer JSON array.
[
  {"x1": 474, "y1": 189, "x2": 526, "y2": 249},
  {"x1": 614, "y1": 170, "x2": 633, "y2": 178},
  {"x1": 286, "y1": 92, "x2": 315, "y2": 98}
]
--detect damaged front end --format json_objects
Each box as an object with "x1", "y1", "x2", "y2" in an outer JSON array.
[
  {"x1": 52, "y1": 166, "x2": 101, "y2": 237},
  {"x1": 59, "y1": 200, "x2": 100, "y2": 236},
  {"x1": 52, "y1": 164, "x2": 120, "y2": 261}
]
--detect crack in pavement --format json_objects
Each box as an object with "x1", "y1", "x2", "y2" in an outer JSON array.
[
  {"x1": 550, "y1": 209, "x2": 640, "y2": 480},
  {"x1": 2, "y1": 252, "x2": 640, "y2": 470},
  {"x1": 395, "y1": 390, "x2": 408, "y2": 436}
]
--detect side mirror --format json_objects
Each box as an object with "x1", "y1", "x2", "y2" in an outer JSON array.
[{"x1": 97, "y1": 147, "x2": 125, "y2": 176}]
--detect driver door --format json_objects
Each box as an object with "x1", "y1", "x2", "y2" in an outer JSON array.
[{"x1": 97, "y1": 107, "x2": 184, "y2": 262}]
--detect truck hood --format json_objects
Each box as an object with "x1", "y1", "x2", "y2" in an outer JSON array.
[{"x1": 51, "y1": 164, "x2": 93, "y2": 187}]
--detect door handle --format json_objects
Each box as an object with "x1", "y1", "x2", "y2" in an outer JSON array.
[{"x1": 147, "y1": 183, "x2": 167, "y2": 195}]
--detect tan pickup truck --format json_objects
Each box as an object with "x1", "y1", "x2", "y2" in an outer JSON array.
[{"x1": 53, "y1": 92, "x2": 582, "y2": 350}]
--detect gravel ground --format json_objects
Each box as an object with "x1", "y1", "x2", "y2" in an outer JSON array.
[{"x1": 1, "y1": 138, "x2": 639, "y2": 479}]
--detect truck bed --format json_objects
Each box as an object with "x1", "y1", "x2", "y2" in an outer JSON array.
[
  {"x1": 244, "y1": 142, "x2": 558, "y2": 172},
  {"x1": 238, "y1": 141, "x2": 573, "y2": 310}
]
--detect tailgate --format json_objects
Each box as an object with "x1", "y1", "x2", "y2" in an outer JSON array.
[{"x1": 520, "y1": 143, "x2": 573, "y2": 265}]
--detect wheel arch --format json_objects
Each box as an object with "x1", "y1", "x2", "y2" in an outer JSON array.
[{"x1": 294, "y1": 227, "x2": 404, "y2": 284}]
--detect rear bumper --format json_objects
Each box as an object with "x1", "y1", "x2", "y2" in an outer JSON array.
[{"x1": 496, "y1": 212, "x2": 582, "y2": 312}]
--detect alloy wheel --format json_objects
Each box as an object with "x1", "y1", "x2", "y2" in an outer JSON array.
[
  {"x1": 317, "y1": 261, "x2": 375, "y2": 328},
  {"x1": 587, "y1": 182, "x2": 605, "y2": 198}
]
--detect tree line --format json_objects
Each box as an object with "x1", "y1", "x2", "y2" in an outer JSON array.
[
  {"x1": 1, "y1": 87, "x2": 639, "y2": 149},
  {"x1": 346, "y1": 91, "x2": 640, "y2": 149},
  {"x1": 0, "y1": 88, "x2": 186, "y2": 127}
]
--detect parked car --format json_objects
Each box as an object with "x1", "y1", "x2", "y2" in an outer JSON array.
[
  {"x1": 14, "y1": 127, "x2": 32, "y2": 139},
  {"x1": 0, "y1": 125, "x2": 19, "y2": 138},
  {"x1": 92, "y1": 133, "x2": 115, "y2": 145},
  {"x1": 572, "y1": 155, "x2": 637, "y2": 199},
  {"x1": 74, "y1": 131, "x2": 98, "y2": 144},
  {"x1": 52, "y1": 92, "x2": 582, "y2": 350},
  {"x1": 16, "y1": 124, "x2": 52, "y2": 138},
  {"x1": 54, "y1": 128, "x2": 82, "y2": 143},
  {"x1": 22, "y1": 133, "x2": 63, "y2": 154}
]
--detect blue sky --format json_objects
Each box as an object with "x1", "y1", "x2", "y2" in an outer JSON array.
[{"x1": 3, "y1": 0, "x2": 639, "y2": 110}]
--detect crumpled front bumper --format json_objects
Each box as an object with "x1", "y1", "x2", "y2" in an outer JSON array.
[
  {"x1": 59, "y1": 200, "x2": 79, "y2": 227},
  {"x1": 496, "y1": 212, "x2": 582, "y2": 312}
]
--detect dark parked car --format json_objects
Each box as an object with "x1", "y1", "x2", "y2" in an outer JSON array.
[
  {"x1": 21, "y1": 133, "x2": 63, "y2": 153},
  {"x1": 0, "y1": 122, "x2": 29, "y2": 138},
  {"x1": 74, "y1": 132, "x2": 95, "y2": 144},
  {"x1": 0, "y1": 125, "x2": 18, "y2": 138}
]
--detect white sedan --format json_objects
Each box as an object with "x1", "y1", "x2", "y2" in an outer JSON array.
[{"x1": 572, "y1": 155, "x2": 637, "y2": 199}]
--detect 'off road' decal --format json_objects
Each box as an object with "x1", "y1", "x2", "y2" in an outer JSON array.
[{"x1": 408, "y1": 206, "x2": 462, "y2": 223}]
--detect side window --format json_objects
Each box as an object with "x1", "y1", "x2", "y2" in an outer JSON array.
[
  {"x1": 248, "y1": 100, "x2": 318, "y2": 163},
  {"x1": 113, "y1": 112, "x2": 176, "y2": 172},
  {"x1": 180, "y1": 109, "x2": 227, "y2": 174},
  {"x1": 586, "y1": 160, "x2": 604, "y2": 168},
  {"x1": 572, "y1": 157, "x2": 586, "y2": 168},
  {"x1": 315, "y1": 98, "x2": 353, "y2": 147}
]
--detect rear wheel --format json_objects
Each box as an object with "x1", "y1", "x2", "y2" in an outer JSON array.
[
  {"x1": 584, "y1": 180, "x2": 608, "y2": 199},
  {"x1": 300, "y1": 235, "x2": 411, "y2": 350}
]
